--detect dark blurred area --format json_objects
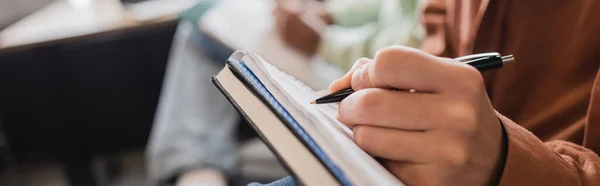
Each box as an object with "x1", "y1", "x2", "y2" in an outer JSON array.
[
  {"x1": 0, "y1": 0, "x2": 180, "y2": 185},
  {"x1": 0, "y1": 0, "x2": 194, "y2": 185},
  {"x1": 0, "y1": 20, "x2": 176, "y2": 186}
]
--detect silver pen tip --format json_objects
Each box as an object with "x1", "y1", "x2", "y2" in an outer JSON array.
[{"x1": 501, "y1": 55, "x2": 515, "y2": 63}]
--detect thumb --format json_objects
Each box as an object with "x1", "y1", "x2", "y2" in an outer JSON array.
[{"x1": 329, "y1": 58, "x2": 372, "y2": 92}]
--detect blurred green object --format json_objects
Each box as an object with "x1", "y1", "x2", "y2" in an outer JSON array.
[{"x1": 178, "y1": 0, "x2": 218, "y2": 28}]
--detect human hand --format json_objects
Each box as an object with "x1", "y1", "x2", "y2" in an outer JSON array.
[
  {"x1": 273, "y1": 1, "x2": 327, "y2": 56},
  {"x1": 330, "y1": 46, "x2": 506, "y2": 185}
]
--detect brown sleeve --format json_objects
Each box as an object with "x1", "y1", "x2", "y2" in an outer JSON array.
[
  {"x1": 420, "y1": 0, "x2": 450, "y2": 57},
  {"x1": 496, "y1": 114, "x2": 600, "y2": 185}
]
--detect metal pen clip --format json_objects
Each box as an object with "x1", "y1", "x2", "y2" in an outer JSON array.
[{"x1": 454, "y1": 52, "x2": 515, "y2": 63}]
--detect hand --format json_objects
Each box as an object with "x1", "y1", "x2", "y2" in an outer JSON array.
[
  {"x1": 330, "y1": 46, "x2": 506, "y2": 186},
  {"x1": 273, "y1": 1, "x2": 327, "y2": 56}
]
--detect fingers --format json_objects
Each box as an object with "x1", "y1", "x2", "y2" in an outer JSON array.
[
  {"x1": 350, "y1": 46, "x2": 458, "y2": 93},
  {"x1": 329, "y1": 45, "x2": 486, "y2": 95},
  {"x1": 329, "y1": 58, "x2": 371, "y2": 93},
  {"x1": 353, "y1": 125, "x2": 437, "y2": 162},
  {"x1": 326, "y1": 45, "x2": 501, "y2": 186},
  {"x1": 338, "y1": 88, "x2": 440, "y2": 131}
]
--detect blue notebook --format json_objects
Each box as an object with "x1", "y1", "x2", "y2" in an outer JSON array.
[{"x1": 211, "y1": 50, "x2": 402, "y2": 186}]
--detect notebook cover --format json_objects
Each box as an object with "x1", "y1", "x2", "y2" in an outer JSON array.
[
  {"x1": 211, "y1": 75, "x2": 302, "y2": 184},
  {"x1": 211, "y1": 58, "x2": 352, "y2": 186}
]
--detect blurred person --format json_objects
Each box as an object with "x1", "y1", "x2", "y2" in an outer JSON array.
[
  {"x1": 148, "y1": 0, "x2": 426, "y2": 186},
  {"x1": 254, "y1": 0, "x2": 600, "y2": 185},
  {"x1": 274, "y1": 0, "x2": 425, "y2": 70},
  {"x1": 146, "y1": 21, "x2": 238, "y2": 186}
]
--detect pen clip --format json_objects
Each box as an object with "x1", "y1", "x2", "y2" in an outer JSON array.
[{"x1": 454, "y1": 52, "x2": 501, "y2": 62}]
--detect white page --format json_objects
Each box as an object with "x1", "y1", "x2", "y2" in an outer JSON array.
[
  {"x1": 244, "y1": 52, "x2": 353, "y2": 138},
  {"x1": 236, "y1": 51, "x2": 403, "y2": 186}
]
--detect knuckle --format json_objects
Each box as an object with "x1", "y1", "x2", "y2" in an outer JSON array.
[
  {"x1": 375, "y1": 46, "x2": 424, "y2": 63},
  {"x1": 374, "y1": 45, "x2": 419, "y2": 61},
  {"x1": 370, "y1": 61, "x2": 386, "y2": 87},
  {"x1": 337, "y1": 101, "x2": 353, "y2": 125},
  {"x1": 371, "y1": 59, "x2": 397, "y2": 87},
  {"x1": 354, "y1": 90, "x2": 380, "y2": 114},
  {"x1": 437, "y1": 101, "x2": 478, "y2": 133},
  {"x1": 372, "y1": 46, "x2": 428, "y2": 86},
  {"x1": 373, "y1": 47, "x2": 404, "y2": 67},
  {"x1": 447, "y1": 145, "x2": 469, "y2": 168},
  {"x1": 373, "y1": 47, "x2": 403, "y2": 70},
  {"x1": 439, "y1": 140, "x2": 469, "y2": 168},
  {"x1": 338, "y1": 90, "x2": 380, "y2": 126},
  {"x1": 454, "y1": 64, "x2": 486, "y2": 96},
  {"x1": 374, "y1": 46, "x2": 399, "y2": 61}
]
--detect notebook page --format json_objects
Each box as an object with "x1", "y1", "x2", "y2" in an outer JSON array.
[
  {"x1": 240, "y1": 51, "x2": 403, "y2": 186},
  {"x1": 244, "y1": 52, "x2": 353, "y2": 138}
]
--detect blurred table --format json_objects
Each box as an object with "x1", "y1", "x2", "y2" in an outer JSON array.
[
  {"x1": 0, "y1": 0, "x2": 196, "y2": 186},
  {"x1": 199, "y1": 0, "x2": 343, "y2": 90},
  {"x1": 0, "y1": 0, "x2": 195, "y2": 53}
]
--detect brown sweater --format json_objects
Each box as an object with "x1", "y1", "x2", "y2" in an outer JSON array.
[{"x1": 421, "y1": 0, "x2": 600, "y2": 185}]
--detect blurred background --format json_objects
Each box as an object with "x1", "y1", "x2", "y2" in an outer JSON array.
[{"x1": 0, "y1": 0, "x2": 423, "y2": 185}]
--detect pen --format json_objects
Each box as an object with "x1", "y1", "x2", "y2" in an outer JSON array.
[{"x1": 310, "y1": 53, "x2": 515, "y2": 104}]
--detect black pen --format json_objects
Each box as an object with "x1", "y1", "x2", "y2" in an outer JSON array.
[{"x1": 310, "y1": 53, "x2": 515, "y2": 104}]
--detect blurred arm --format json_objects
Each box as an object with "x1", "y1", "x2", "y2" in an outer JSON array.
[
  {"x1": 419, "y1": 0, "x2": 449, "y2": 56},
  {"x1": 318, "y1": 0, "x2": 424, "y2": 71},
  {"x1": 325, "y1": 0, "x2": 382, "y2": 27}
]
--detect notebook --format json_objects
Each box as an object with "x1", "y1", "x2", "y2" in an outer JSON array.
[{"x1": 211, "y1": 50, "x2": 403, "y2": 186}]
